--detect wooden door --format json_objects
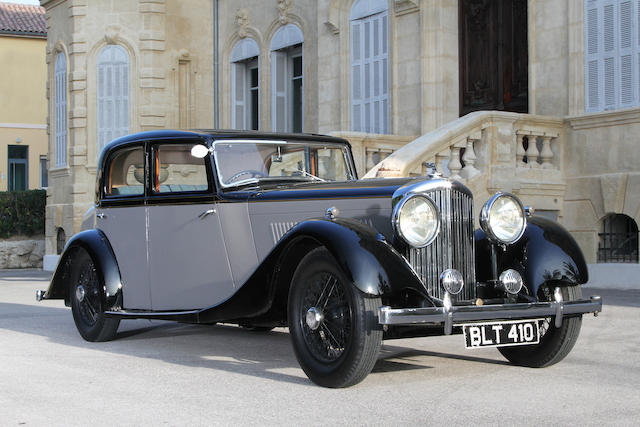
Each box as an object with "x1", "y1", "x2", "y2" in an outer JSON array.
[{"x1": 459, "y1": 0, "x2": 528, "y2": 116}]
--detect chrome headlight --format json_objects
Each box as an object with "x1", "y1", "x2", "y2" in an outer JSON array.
[
  {"x1": 480, "y1": 192, "x2": 526, "y2": 245},
  {"x1": 393, "y1": 195, "x2": 440, "y2": 247}
]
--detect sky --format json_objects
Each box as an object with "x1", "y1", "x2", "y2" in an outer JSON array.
[{"x1": 2, "y1": 0, "x2": 41, "y2": 5}]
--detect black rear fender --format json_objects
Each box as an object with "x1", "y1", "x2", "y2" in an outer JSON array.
[{"x1": 45, "y1": 229, "x2": 123, "y2": 310}]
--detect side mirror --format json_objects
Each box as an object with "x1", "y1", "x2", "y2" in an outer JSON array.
[{"x1": 191, "y1": 144, "x2": 211, "y2": 158}]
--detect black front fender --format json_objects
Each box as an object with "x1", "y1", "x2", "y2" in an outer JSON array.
[
  {"x1": 475, "y1": 216, "x2": 588, "y2": 299},
  {"x1": 197, "y1": 218, "x2": 432, "y2": 324},
  {"x1": 282, "y1": 218, "x2": 427, "y2": 299},
  {"x1": 45, "y1": 229, "x2": 123, "y2": 310}
]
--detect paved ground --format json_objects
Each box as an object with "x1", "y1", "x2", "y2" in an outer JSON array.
[{"x1": 0, "y1": 270, "x2": 638, "y2": 426}]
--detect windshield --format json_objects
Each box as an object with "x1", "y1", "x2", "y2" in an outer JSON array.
[{"x1": 213, "y1": 140, "x2": 355, "y2": 188}]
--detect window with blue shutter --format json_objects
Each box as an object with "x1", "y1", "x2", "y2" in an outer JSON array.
[
  {"x1": 585, "y1": 0, "x2": 640, "y2": 112},
  {"x1": 97, "y1": 45, "x2": 130, "y2": 155},
  {"x1": 54, "y1": 52, "x2": 67, "y2": 167},
  {"x1": 350, "y1": 0, "x2": 389, "y2": 134}
]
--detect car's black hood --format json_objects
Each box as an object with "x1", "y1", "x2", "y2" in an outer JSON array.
[{"x1": 233, "y1": 177, "x2": 421, "y2": 201}]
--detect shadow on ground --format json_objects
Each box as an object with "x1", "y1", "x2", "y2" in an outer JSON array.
[{"x1": 0, "y1": 301, "x2": 516, "y2": 386}]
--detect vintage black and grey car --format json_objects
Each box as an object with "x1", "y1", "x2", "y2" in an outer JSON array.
[{"x1": 38, "y1": 130, "x2": 602, "y2": 387}]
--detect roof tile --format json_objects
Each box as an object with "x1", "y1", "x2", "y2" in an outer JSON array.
[{"x1": 0, "y1": 2, "x2": 46, "y2": 36}]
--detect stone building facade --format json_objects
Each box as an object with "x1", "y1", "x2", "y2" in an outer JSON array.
[{"x1": 42, "y1": 0, "x2": 639, "y2": 281}]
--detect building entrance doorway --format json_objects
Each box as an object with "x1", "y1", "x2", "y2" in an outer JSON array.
[
  {"x1": 8, "y1": 145, "x2": 28, "y2": 191},
  {"x1": 459, "y1": 0, "x2": 528, "y2": 116}
]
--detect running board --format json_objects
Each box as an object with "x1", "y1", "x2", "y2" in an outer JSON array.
[{"x1": 104, "y1": 309, "x2": 201, "y2": 322}]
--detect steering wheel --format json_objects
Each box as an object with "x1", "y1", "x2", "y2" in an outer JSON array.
[{"x1": 224, "y1": 169, "x2": 266, "y2": 185}]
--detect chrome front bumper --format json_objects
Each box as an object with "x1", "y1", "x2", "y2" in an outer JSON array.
[{"x1": 379, "y1": 295, "x2": 603, "y2": 335}]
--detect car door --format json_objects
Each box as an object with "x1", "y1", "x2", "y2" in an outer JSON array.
[
  {"x1": 146, "y1": 140, "x2": 234, "y2": 311},
  {"x1": 96, "y1": 142, "x2": 151, "y2": 310}
]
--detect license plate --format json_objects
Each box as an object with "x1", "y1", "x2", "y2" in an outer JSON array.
[{"x1": 462, "y1": 319, "x2": 541, "y2": 349}]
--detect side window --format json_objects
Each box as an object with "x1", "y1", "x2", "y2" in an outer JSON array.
[
  {"x1": 105, "y1": 146, "x2": 144, "y2": 197},
  {"x1": 153, "y1": 143, "x2": 209, "y2": 193}
]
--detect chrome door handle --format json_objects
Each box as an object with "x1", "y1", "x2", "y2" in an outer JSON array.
[
  {"x1": 96, "y1": 213, "x2": 106, "y2": 219},
  {"x1": 198, "y1": 209, "x2": 216, "y2": 219}
]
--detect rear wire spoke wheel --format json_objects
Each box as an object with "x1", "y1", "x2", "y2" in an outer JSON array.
[
  {"x1": 288, "y1": 248, "x2": 382, "y2": 388},
  {"x1": 499, "y1": 285, "x2": 583, "y2": 367},
  {"x1": 70, "y1": 249, "x2": 120, "y2": 342}
]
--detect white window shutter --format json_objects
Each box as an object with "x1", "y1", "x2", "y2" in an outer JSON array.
[
  {"x1": 586, "y1": 0, "x2": 640, "y2": 112},
  {"x1": 619, "y1": 1, "x2": 635, "y2": 106},
  {"x1": 351, "y1": 20, "x2": 363, "y2": 131},
  {"x1": 586, "y1": 4, "x2": 600, "y2": 111},
  {"x1": 272, "y1": 50, "x2": 287, "y2": 132},
  {"x1": 54, "y1": 52, "x2": 67, "y2": 167},
  {"x1": 97, "y1": 46, "x2": 130, "y2": 155},
  {"x1": 350, "y1": 9, "x2": 388, "y2": 133},
  {"x1": 231, "y1": 62, "x2": 246, "y2": 129},
  {"x1": 113, "y1": 59, "x2": 130, "y2": 141}
]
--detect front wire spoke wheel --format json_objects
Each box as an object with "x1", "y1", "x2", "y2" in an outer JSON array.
[
  {"x1": 300, "y1": 271, "x2": 350, "y2": 363},
  {"x1": 288, "y1": 247, "x2": 382, "y2": 388}
]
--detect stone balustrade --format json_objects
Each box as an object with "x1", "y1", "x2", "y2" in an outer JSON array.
[
  {"x1": 353, "y1": 111, "x2": 566, "y2": 215},
  {"x1": 328, "y1": 131, "x2": 417, "y2": 178},
  {"x1": 362, "y1": 111, "x2": 564, "y2": 179}
]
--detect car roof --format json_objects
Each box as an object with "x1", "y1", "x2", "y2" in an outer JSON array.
[{"x1": 102, "y1": 129, "x2": 351, "y2": 154}]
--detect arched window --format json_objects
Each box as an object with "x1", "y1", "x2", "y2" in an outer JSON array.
[
  {"x1": 97, "y1": 45, "x2": 130, "y2": 154},
  {"x1": 598, "y1": 214, "x2": 639, "y2": 263},
  {"x1": 270, "y1": 24, "x2": 304, "y2": 132},
  {"x1": 231, "y1": 38, "x2": 260, "y2": 130},
  {"x1": 350, "y1": 0, "x2": 389, "y2": 134},
  {"x1": 54, "y1": 52, "x2": 67, "y2": 167}
]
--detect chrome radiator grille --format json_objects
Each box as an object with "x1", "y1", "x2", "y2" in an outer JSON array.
[{"x1": 405, "y1": 187, "x2": 476, "y2": 301}]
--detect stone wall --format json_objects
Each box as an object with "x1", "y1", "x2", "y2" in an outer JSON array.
[
  {"x1": 0, "y1": 238, "x2": 45, "y2": 269},
  {"x1": 563, "y1": 109, "x2": 640, "y2": 264}
]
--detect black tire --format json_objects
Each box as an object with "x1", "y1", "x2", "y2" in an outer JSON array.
[
  {"x1": 288, "y1": 247, "x2": 382, "y2": 388},
  {"x1": 70, "y1": 249, "x2": 120, "y2": 342},
  {"x1": 499, "y1": 285, "x2": 582, "y2": 367}
]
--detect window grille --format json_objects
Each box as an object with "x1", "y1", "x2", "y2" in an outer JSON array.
[{"x1": 598, "y1": 213, "x2": 639, "y2": 263}]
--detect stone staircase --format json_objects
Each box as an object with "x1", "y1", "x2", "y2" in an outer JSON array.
[{"x1": 340, "y1": 111, "x2": 568, "y2": 222}]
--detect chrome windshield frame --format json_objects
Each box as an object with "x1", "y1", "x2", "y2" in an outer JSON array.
[{"x1": 211, "y1": 138, "x2": 357, "y2": 189}]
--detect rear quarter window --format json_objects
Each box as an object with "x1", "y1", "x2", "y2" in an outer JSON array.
[{"x1": 105, "y1": 146, "x2": 145, "y2": 197}]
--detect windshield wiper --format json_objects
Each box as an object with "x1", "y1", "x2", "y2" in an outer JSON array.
[
  {"x1": 294, "y1": 169, "x2": 326, "y2": 182},
  {"x1": 224, "y1": 177, "x2": 260, "y2": 189}
]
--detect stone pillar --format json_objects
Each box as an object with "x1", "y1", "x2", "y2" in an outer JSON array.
[
  {"x1": 139, "y1": 0, "x2": 167, "y2": 130},
  {"x1": 420, "y1": 0, "x2": 459, "y2": 134}
]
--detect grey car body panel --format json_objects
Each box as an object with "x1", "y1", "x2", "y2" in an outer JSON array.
[
  {"x1": 216, "y1": 201, "x2": 260, "y2": 287},
  {"x1": 147, "y1": 203, "x2": 235, "y2": 310},
  {"x1": 248, "y1": 198, "x2": 393, "y2": 262},
  {"x1": 97, "y1": 205, "x2": 150, "y2": 309}
]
